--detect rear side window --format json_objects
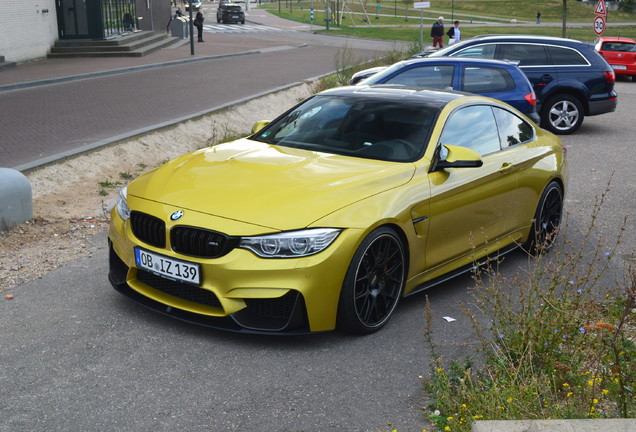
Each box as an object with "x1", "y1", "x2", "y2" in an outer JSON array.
[
  {"x1": 493, "y1": 107, "x2": 534, "y2": 148},
  {"x1": 498, "y1": 44, "x2": 548, "y2": 66},
  {"x1": 383, "y1": 65, "x2": 454, "y2": 88},
  {"x1": 462, "y1": 66, "x2": 515, "y2": 93},
  {"x1": 454, "y1": 44, "x2": 496, "y2": 59},
  {"x1": 548, "y1": 46, "x2": 589, "y2": 65}
]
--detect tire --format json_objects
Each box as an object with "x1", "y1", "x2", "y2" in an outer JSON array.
[
  {"x1": 337, "y1": 227, "x2": 406, "y2": 334},
  {"x1": 540, "y1": 94, "x2": 584, "y2": 135},
  {"x1": 524, "y1": 182, "x2": 564, "y2": 255}
]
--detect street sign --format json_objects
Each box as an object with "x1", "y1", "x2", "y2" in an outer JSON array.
[
  {"x1": 594, "y1": 15, "x2": 606, "y2": 36},
  {"x1": 594, "y1": 0, "x2": 607, "y2": 16},
  {"x1": 413, "y1": 1, "x2": 430, "y2": 8}
]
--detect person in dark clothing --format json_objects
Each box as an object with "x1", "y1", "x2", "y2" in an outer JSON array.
[
  {"x1": 430, "y1": 16, "x2": 444, "y2": 49},
  {"x1": 194, "y1": 10, "x2": 204, "y2": 42},
  {"x1": 536, "y1": 10, "x2": 541, "y2": 24}
]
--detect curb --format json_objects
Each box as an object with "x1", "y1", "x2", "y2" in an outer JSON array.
[{"x1": 0, "y1": 45, "x2": 308, "y2": 93}]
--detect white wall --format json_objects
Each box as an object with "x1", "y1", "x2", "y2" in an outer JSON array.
[{"x1": 0, "y1": 0, "x2": 58, "y2": 63}]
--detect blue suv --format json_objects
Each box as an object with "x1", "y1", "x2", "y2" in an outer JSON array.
[
  {"x1": 351, "y1": 57, "x2": 540, "y2": 124},
  {"x1": 421, "y1": 35, "x2": 618, "y2": 134}
]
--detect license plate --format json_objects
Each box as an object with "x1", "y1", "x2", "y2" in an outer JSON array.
[
  {"x1": 135, "y1": 247, "x2": 201, "y2": 285},
  {"x1": 612, "y1": 65, "x2": 627, "y2": 70},
  {"x1": 231, "y1": 15, "x2": 239, "y2": 18}
]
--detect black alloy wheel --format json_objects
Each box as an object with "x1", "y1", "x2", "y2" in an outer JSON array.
[
  {"x1": 337, "y1": 227, "x2": 406, "y2": 334},
  {"x1": 526, "y1": 182, "x2": 564, "y2": 255}
]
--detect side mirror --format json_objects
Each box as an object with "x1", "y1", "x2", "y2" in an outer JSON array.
[
  {"x1": 251, "y1": 120, "x2": 271, "y2": 134},
  {"x1": 432, "y1": 144, "x2": 483, "y2": 171}
]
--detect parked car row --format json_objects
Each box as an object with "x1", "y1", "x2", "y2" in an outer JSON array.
[
  {"x1": 351, "y1": 57, "x2": 540, "y2": 125},
  {"x1": 355, "y1": 35, "x2": 618, "y2": 135},
  {"x1": 112, "y1": 34, "x2": 629, "y2": 335}
]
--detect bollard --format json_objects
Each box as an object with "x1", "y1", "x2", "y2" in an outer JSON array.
[{"x1": 0, "y1": 168, "x2": 32, "y2": 231}]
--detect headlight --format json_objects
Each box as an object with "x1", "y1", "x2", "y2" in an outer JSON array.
[
  {"x1": 116, "y1": 186, "x2": 130, "y2": 221},
  {"x1": 239, "y1": 228, "x2": 341, "y2": 258}
]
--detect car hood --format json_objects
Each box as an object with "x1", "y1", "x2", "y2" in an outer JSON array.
[{"x1": 128, "y1": 139, "x2": 415, "y2": 231}]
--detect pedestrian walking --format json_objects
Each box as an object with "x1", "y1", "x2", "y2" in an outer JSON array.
[
  {"x1": 431, "y1": 16, "x2": 445, "y2": 49},
  {"x1": 447, "y1": 20, "x2": 460, "y2": 45},
  {"x1": 537, "y1": 10, "x2": 541, "y2": 24},
  {"x1": 194, "y1": 10, "x2": 204, "y2": 42}
]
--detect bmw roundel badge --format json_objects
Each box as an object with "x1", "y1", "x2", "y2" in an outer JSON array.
[{"x1": 170, "y1": 210, "x2": 184, "y2": 221}]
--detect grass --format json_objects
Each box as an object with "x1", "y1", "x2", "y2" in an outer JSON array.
[
  {"x1": 421, "y1": 182, "x2": 635, "y2": 431},
  {"x1": 261, "y1": 0, "x2": 636, "y2": 43}
]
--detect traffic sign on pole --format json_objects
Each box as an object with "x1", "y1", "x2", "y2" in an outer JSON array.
[
  {"x1": 594, "y1": 0, "x2": 607, "y2": 16},
  {"x1": 594, "y1": 15, "x2": 606, "y2": 36}
]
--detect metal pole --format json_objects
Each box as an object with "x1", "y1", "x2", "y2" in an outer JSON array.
[{"x1": 188, "y1": 0, "x2": 194, "y2": 55}]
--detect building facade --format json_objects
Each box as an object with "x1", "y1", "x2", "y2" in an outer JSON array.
[{"x1": 0, "y1": 0, "x2": 170, "y2": 64}]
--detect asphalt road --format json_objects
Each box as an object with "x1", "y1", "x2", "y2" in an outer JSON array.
[{"x1": 1, "y1": 57, "x2": 635, "y2": 432}]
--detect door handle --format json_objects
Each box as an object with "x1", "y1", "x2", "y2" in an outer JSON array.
[{"x1": 499, "y1": 162, "x2": 514, "y2": 174}]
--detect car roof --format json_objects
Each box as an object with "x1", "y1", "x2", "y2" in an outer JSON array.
[
  {"x1": 467, "y1": 34, "x2": 585, "y2": 45},
  {"x1": 397, "y1": 56, "x2": 520, "y2": 68},
  {"x1": 597, "y1": 36, "x2": 636, "y2": 43},
  {"x1": 319, "y1": 85, "x2": 469, "y2": 108}
]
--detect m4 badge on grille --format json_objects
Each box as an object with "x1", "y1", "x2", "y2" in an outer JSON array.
[{"x1": 170, "y1": 210, "x2": 184, "y2": 221}]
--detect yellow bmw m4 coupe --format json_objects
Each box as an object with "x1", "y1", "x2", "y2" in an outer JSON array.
[{"x1": 108, "y1": 85, "x2": 567, "y2": 334}]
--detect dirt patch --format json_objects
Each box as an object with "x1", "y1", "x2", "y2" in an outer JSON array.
[{"x1": 0, "y1": 83, "x2": 314, "y2": 294}]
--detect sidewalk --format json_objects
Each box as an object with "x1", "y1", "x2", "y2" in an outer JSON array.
[{"x1": 0, "y1": 9, "x2": 323, "y2": 90}]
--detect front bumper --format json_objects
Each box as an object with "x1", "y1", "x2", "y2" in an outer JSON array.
[{"x1": 107, "y1": 208, "x2": 362, "y2": 334}]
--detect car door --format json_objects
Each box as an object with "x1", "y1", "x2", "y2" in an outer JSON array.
[
  {"x1": 496, "y1": 43, "x2": 556, "y2": 104},
  {"x1": 423, "y1": 105, "x2": 521, "y2": 272},
  {"x1": 459, "y1": 65, "x2": 526, "y2": 112}
]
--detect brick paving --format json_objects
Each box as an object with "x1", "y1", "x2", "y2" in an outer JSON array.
[{"x1": 0, "y1": 11, "x2": 396, "y2": 171}]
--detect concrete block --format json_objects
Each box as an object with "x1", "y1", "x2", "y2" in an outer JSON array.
[
  {"x1": 0, "y1": 168, "x2": 32, "y2": 231},
  {"x1": 472, "y1": 419, "x2": 636, "y2": 432}
]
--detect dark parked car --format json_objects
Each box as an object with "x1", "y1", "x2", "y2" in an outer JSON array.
[
  {"x1": 217, "y1": 3, "x2": 245, "y2": 24},
  {"x1": 417, "y1": 35, "x2": 617, "y2": 134},
  {"x1": 350, "y1": 57, "x2": 540, "y2": 124}
]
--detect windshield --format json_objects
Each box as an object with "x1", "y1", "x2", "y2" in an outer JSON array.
[{"x1": 251, "y1": 94, "x2": 439, "y2": 162}]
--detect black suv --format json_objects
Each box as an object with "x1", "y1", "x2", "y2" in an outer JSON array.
[
  {"x1": 420, "y1": 35, "x2": 617, "y2": 134},
  {"x1": 217, "y1": 3, "x2": 245, "y2": 24}
]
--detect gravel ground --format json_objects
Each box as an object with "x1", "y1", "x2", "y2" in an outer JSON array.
[{"x1": 0, "y1": 83, "x2": 314, "y2": 295}]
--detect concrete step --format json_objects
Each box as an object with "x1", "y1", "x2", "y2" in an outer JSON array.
[
  {"x1": 0, "y1": 55, "x2": 17, "y2": 72},
  {"x1": 47, "y1": 32, "x2": 179, "y2": 58}
]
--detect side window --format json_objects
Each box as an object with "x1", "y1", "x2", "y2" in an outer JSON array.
[
  {"x1": 492, "y1": 107, "x2": 534, "y2": 149},
  {"x1": 498, "y1": 44, "x2": 548, "y2": 66},
  {"x1": 439, "y1": 105, "x2": 500, "y2": 156},
  {"x1": 547, "y1": 46, "x2": 589, "y2": 66},
  {"x1": 453, "y1": 44, "x2": 496, "y2": 59},
  {"x1": 462, "y1": 66, "x2": 515, "y2": 93},
  {"x1": 384, "y1": 65, "x2": 454, "y2": 89}
]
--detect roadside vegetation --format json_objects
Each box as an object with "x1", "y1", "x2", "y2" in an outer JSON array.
[{"x1": 422, "y1": 183, "x2": 635, "y2": 431}]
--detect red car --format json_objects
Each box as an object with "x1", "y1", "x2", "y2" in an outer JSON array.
[{"x1": 595, "y1": 37, "x2": 636, "y2": 79}]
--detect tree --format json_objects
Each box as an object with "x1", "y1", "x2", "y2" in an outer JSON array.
[{"x1": 562, "y1": 0, "x2": 567, "y2": 38}]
